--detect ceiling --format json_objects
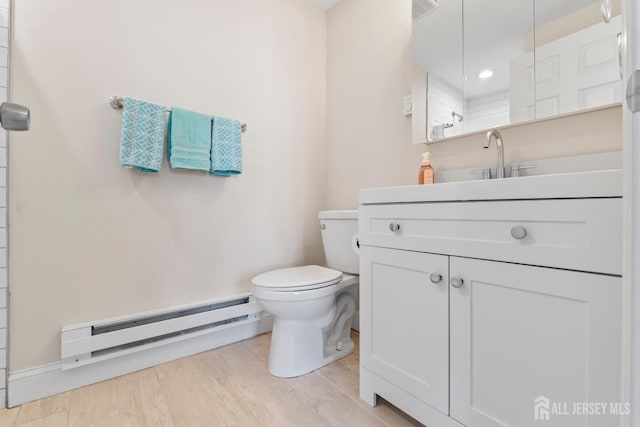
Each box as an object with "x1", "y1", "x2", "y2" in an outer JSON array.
[{"x1": 308, "y1": 0, "x2": 340, "y2": 9}]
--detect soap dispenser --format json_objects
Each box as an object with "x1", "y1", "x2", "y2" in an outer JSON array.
[{"x1": 419, "y1": 152, "x2": 435, "y2": 184}]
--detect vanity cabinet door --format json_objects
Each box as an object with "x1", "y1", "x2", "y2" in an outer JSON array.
[
  {"x1": 449, "y1": 257, "x2": 622, "y2": 427},
  {"x1": 360, "y1": 246, "x2": 449, "y2": 414}
]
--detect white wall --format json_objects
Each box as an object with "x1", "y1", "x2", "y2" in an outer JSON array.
[
  {"x1": 9, "y1": 0, "x2": 327, "y2": 371},
  {"x1": 326, "y1": 0, "x2": 424, "y2": 209},
  {"x1": 428, "y1": 105, "x2": 622, "y2": 171}
]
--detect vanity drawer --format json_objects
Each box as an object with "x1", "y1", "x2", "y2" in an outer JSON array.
[{"x1": 359, "y1": 198, "x2": 622, "y2": 275}]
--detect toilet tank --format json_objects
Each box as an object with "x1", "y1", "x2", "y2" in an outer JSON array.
[{"x1": 319, "y1": 210, "x2": 359, "y2": 274}]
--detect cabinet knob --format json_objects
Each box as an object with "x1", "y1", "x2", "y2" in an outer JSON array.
[
  {"x1": 510, "y1": 225, "x2": 527, "y2": 240},
  {"x1": 389, "y1": 222, "x2": 401, "y2": 232},
  {"x1": 450, "y1": 276, "x2": 464, "y2": 288},
  {"x1": 430, "y1": 273, "x2": 442, "y2": 284}
]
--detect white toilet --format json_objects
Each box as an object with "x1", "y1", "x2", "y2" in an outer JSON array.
[{"x1": 251, "y1": 210, "x2": 359, "y2": 378}]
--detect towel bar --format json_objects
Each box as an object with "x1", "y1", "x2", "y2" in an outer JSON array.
[{"x1": 109, "y1": 96, "x2": 247, "y2": 133}]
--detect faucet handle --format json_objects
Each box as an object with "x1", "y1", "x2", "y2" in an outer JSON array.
[
  {"x1": 471, "y1": 168, "x2": 492, "y2": 180},
  {"x1": 510, "y1": 163, "x2": 537, "y2": 178}
]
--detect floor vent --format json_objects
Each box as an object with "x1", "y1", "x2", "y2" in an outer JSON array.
[{"x1": 61, "y1": 294, "x2": 262, "y2": 370}]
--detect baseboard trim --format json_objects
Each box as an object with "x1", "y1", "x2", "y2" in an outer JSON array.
[{"x1": 8, "y1": 313, "x2": 273, "y2": 407}]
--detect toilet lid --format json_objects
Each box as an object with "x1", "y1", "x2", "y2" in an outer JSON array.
[{"x1": 251, "y1": 265, "x2": 343, "y2": 291}]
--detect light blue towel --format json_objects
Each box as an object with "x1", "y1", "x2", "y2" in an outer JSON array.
[
  {"x1": 119, "y1": 97, "x2": 166, "y2": 173},
  {"x1": 210, "y1": 116, "x2": 242, "y2": 176},
  {"x1": 168, "y1": 107, "x2": 212, "y2": 171}
]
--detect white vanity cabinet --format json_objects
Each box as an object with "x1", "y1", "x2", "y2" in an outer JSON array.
[{"x1": 358, "y1": 173, "x2": 623, "y2": 427}]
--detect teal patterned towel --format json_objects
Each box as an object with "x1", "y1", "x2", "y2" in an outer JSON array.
[
  {"x1": 210, "y1": 116, "x2": 242, "y2": 176},
  {"x1": 168, "y1": 107, "x2": 212, "y2": 171},
  {"x1": 119, "y1": 97, "x2": 166, "y2": 173}
]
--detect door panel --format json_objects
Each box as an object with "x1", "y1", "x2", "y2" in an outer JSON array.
[
  {"x1": 450, "y1": 257, "x2": 622, "y2": 427},
  {"x1": 360, "y1": 245, "x2": 449, "y2": 414}
]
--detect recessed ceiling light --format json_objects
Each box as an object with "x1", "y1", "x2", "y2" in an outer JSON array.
[{"x1": 478, "y1": 69, "x2": 494, "y2": 79}]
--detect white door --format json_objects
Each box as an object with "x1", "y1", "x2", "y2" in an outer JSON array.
[
  {"x1": 510, "y1": 15, "x2": 622, "y2": 122},
  {"x1": 450, "y1": 257, "x2": 622, "y2": 427},
  {"x1": 509, "y1": 51, "x2": 535, "y2": 123},
  {"x1": 624, "y1": 0, "x2": 640, "y2": 424},
  {"x1": 359, "y1": 245, "x2": 449, "y2": 414},
  {"x1": 535, "y1": 16, "x2": 623, "y2": 119}
]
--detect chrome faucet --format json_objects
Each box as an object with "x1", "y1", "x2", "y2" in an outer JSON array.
[{"x1": 484, "y1": 130, "x2": 505, "y2": 179}]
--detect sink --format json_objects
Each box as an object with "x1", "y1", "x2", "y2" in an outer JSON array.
[{"x1": 360, "y1": 169, "x2": 622, "y2": 204}]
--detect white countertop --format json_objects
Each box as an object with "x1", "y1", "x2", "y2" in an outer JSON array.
[{"x1": 359, "y1": 169, "x2": 623, "y2": 204}]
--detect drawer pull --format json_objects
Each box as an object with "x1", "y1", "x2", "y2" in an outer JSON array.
[
  {"x1": 510, "y1": 225, "x2": 527, "y2": 240},
  {"x1": 389, "y1": 222, "x2": 401, "y2": 232},
  {"x1": 451, "y1": 276, "x2": 464, "y2": 288},
  {"x1": 430, "y1": 273, "x2": 443, "y2": 284}
]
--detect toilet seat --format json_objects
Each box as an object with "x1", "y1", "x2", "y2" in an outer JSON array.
[
  {"x1": 252, "y1": 283, "x2": 339, "y2": 302},
  {"x1": 252, "y1": 265, "x2": 343, "y2": 292}
]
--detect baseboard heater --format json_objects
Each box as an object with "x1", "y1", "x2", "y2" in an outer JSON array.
[{"x1": 61, "y1": 293, "x2": 263, "y2": 370}]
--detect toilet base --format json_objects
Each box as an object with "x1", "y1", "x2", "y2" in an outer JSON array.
[
  {"x1": 254, "y1": 277, "x2": 359, "y2": 378},
  {"x1": 267, "y1": 318, "x2": 355, "y2": 378},
  {"x1": 319, "y1": 335, "x2": 355, "y2": 368}
]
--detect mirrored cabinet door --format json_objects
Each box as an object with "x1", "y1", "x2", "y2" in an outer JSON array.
[
  {"x1": 412, "y1": 0, "x2": 463, "y2": 143},
  {"x1": 533, "y1": 0, "x2": 622, "y2": 120},
  {"x1": 463, "y1": 0, "x2": 535, "y2": 133},
  {"x1": 412, "y1": 0, "x2": 623, "y2": 144}
]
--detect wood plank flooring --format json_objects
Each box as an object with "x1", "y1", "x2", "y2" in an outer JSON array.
[{"x1": 0, "y1": 331, "x2": 424, "y2": 427}]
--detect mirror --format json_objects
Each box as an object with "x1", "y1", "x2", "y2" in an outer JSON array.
[
  {"x1": 532, "y1": 0, "x2": 622, "y2": 120},
  {"x1": 412, "y1": 0, "x2": 464, "y2": 141},
  {"x1": 464, "y1": 0, "x2": 534, "y2": 134},
  {"x1": 412, "y1": 0, "x2": 622, "y2": 143}
]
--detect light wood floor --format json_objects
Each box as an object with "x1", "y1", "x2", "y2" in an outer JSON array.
[{"x1": 0, "y1": 331, "x2": 423, "y2": 427}]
